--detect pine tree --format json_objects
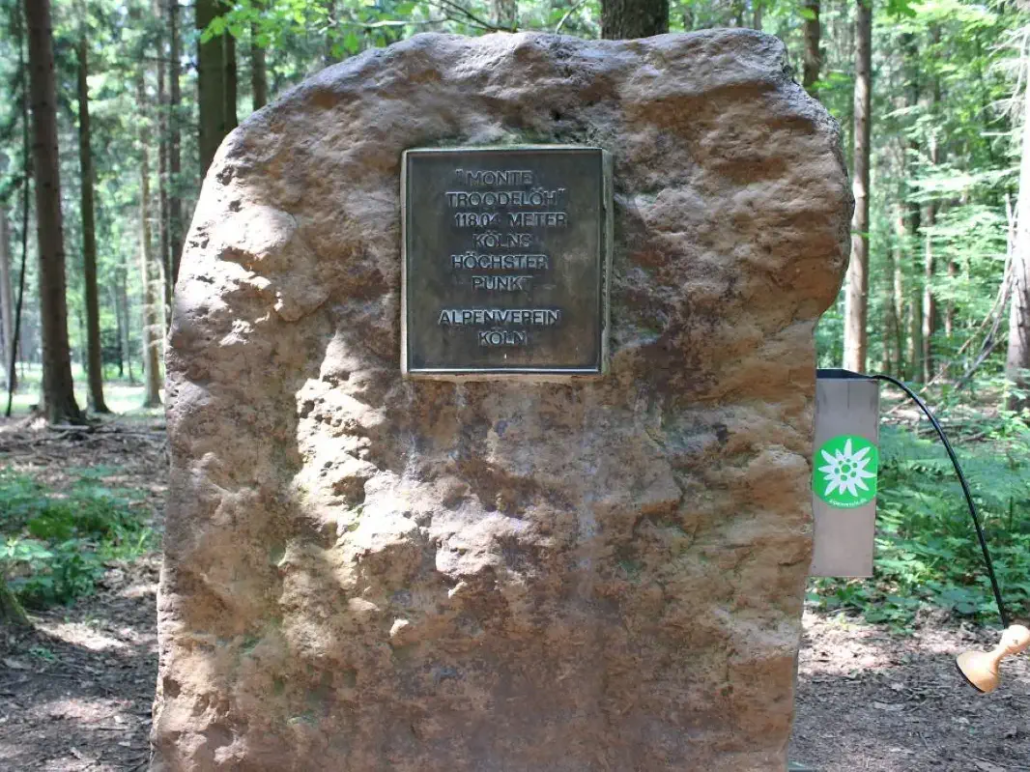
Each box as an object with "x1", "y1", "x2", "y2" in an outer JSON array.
[
  {"x1": 76, "y1": 28, "x2": 109, "y2": 413},
  {"x1": 24, "y1": 0, "x2": 83, "y2": 424},
  {"x1": 197, "y1": 0, "x2": 230, "y2": 174}
]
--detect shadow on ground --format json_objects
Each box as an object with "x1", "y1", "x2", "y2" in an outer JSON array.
[
  {"x1": 790, "y1": 610, "x2": 1030, "y2": 772},
  {"x1": 4, "y1": 567, "x2": 1029, "y2": 771},
  {"x1": 0, "y1": 560, "x2": 158, "y2": 772}
]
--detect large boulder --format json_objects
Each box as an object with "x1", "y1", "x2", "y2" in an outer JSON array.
[{"x1": 154, "y1": 30, "x2": 850, "y2": 771}]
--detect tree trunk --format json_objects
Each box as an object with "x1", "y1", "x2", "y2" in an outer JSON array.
[
  {"x1": 116, "y1": 267, "x2": 134, "y2": 384},
  {"x1": 197, "y1": 0, "x2": 228, "y2": 175},
  {"x1": 6, "y1": 6, "x2": 30, "y2": 417},
  {"x1": 0, "y1": 208, "x2": 14, "y2": 393},
  {"x1": 922, "y1": 200, "x2": 937, "y2": 382},
  {"x1": 76, "y1": 33, "x2": 109, "y2": 414},
  {"x1": 324, "y1": 0, "x2": 338, "y2": 64},
  {"x1": 24, "y1": 0, "x2": 82, "y2": 424},
  {"x1": 891, "y1": 205, "x2": 907, "y2": 377},
  {"x1": 884, "y1": 244, "x2": 898, "y2": 375},
  {"x1": 76, "y1": 308, "x2": 86, "y2": 375},
  {"x1": 168, "y1": 0, "x2": 183, "y2": 285},
  {"x1": 752, "y1": 0, "x2": 763, "y2": 30},
  {"x1": 251, "y1": 18, "x2": 267, "y2": 110},
  {"x1": 225, "y1": 21, "x2": 238, "y2": 134},
  {"x1": 843, "y1": 0, "x2": 872, "y2": 373},
  {"x1": 945, "y1": 260, "x2": 957, "y2": 337},
  {"x1": 601, "y1": 0, "x2": 668, "y2": 39},
  {"x1": 137, "y1": 72, "x2": 163, "y2": 409},
  {"x1": 902, "y1": 32, "x2": 921, "y2": 382},
  {"x1": 802, "y1": 0, "x2": 821, "y2": 95},
  {"x1": 921, "y1": 35, "x2": 941, "y2": 384},
  {"x1": 156, "y1": 15, "x2": 172, "y2": 325},
  {"x1": 907, "y1": 252, "x2": 923, "y2": 383},
  {"x1": 492, "y1": 0, "x2": 518, "y2": 29},
  {"x1": 109, "y1": 284, "x2": 123, "y2": 378},
  {"x1": 1006, "y1": 51, "x2": 1030, "y2": 412}
]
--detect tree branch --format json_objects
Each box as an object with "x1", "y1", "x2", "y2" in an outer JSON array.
[
  {"x1": 425, "y1": 0, "x2": 503, "y2": 31},
  {"x1": 555, "y1": 0, "x2": 588, "y2": 33}
]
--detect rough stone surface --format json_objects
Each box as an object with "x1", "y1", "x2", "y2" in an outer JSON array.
[{"x1": 154, "y1": 30, "x2": 851, "y2": 772}]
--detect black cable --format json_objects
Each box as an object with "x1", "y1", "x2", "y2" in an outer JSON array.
[{"x1": 871, "y1": 374, "x2": 1010, "y2": 630}]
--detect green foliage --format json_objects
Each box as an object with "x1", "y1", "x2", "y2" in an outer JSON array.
[
  {"x1": 809, "y1": 414, "x2": 1030, "y2": 630},
  {"x1": 0, "y1": 467, "x2": 153, "y2": 608}
]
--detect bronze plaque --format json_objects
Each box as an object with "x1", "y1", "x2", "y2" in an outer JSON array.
[{"x1": 402, "y1": 147, "x2": 610, "y2": 377}]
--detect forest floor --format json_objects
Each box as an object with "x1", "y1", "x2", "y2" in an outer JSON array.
[{"x1": 0, "y1": 416, "x2": 1028, "y2": 772}]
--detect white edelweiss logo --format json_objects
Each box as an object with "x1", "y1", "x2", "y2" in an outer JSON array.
[
  {"x1": 814, "y1": 435, "x2": 879, "y2": 508},
  {"x1": 819, "y1": 438, "x2": 876, "y2": 497}
]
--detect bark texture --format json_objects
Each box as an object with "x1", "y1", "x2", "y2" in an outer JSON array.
[
  {"x1": 1007, "y1": 61, "x2": 1030, "y2": 412},
  {"x1": 802, "y1": 0, "x2": 821, "y2": 95},
  {"x1": 902, "y1": 33, "x2": 922, "y2": 382},
  {"x1": 601, "y1": 0, "x2": 669, "y2": 39},
  {"x1": 116, "y1": 265, "x2": 134, "y2": 384},
  {"x1": 224, "y1": 23, "x2": 238, "y2": 134},
  {"x1": 891, "y1": 204, "x2": 905, "y2": 377},
  {"x1": 154, "y1": 31, "x2": 851, "y2": 772},
  {"x1": 169, "y1": 0, "x2": 184, "y2": 284},
  {"x1": 77, "y1": 34, "x2": 109, "y2": 413},
  {"x1": 197, "y1": 0, "x2": 228, "y2": 175},
  {"x1": 844, "y1": 0, "x2": 871, "y2": 373},
  {"x1": 0, "y1": 208, "x2": 14, "y2": 392},
  {"x1": 137, "y1": 72, "x2": 163, "y2": 408},
  {"x1": 921, "y1": 28, "x2": 941, "y2": 384},
  {"x1": 24, "y1": 0, "x2": 82, "y2": 424},
  {"x1": 922, "y1": 198, "x2": 937, "y2": 382},
  {"x1": 251, "y1": 21, "x2": 267, "y2": 110},
  {"x1": 157, "y1": 18, "x2": 172, "y2": 323}
]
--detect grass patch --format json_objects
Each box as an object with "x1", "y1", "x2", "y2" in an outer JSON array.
[{"x1": 0, "y1": 467, "x2": 154, "y2": 608}]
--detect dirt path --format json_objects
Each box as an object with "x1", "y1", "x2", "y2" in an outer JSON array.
[
  {"x1": 5, "y1": 588, "x2": 1026, "y2": 772},
  {"x1": 791, "y1": 612, "x2": 1030, "y2": 772},
  {"x1": 0, "y1": 560, "x2": 158, "y2": 771},
  {"x1": 0, "y1": 417, "x2": 166, "y2": 772},
  {"x1": 1, "y1": 420, "x2": 1028, "y2": 771}
]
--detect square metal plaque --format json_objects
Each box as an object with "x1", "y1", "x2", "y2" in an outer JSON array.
[{"x1": 401, "y1": 146, "x2": 611, "y2": 377}]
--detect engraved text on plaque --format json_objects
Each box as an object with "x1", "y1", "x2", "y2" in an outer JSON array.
[{"x1": 402, "y1": 147, "x2": 610, "y2": 376}]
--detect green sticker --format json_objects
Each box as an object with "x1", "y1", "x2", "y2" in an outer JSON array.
[{"x1": 814, "y1": 435, "x2": 878, "y2": 508}]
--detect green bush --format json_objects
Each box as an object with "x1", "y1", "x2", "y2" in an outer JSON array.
[
  {"x1": 0, "y1": 468, "x2": 153, "y2": 608},
  {"x1": 809, "y1": 414, "x2": 1030, "y2": 630}
]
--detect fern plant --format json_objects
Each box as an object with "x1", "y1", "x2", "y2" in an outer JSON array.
[
  {"x1": 0, "y1": 468, "x2": 154, "y2": 608},
  {"x1": 809, "y1": 418, "x2": 1030, "y2": 629}
]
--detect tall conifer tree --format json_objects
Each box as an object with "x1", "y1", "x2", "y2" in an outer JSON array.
[
  {"x1": 77, "y1": 25, "x2": 109, "y2": 413},
  {"x1": 24, "y1": 0, "x2": 82, "y2": 424}
]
